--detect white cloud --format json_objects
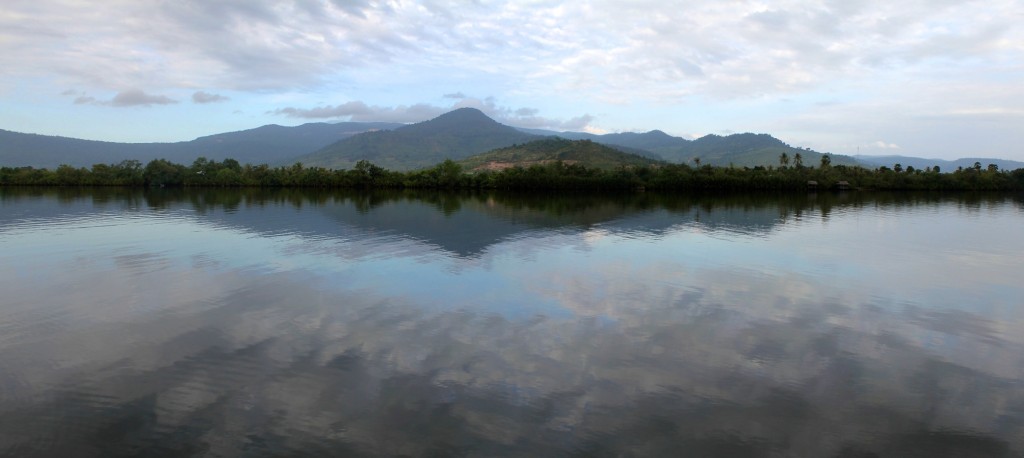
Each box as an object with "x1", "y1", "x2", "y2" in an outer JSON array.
[
  {"x1": 73, "y1": 95, "x2": 98, "y2": 105},
  {"x1": 109, "y1": 90, "x2": 177, "y2": 107},
  {"x1": 450, "y1": 96, "x2": 597, "y2": 131},
  {"x1": 4, "y1": 1, "x2": 1021, "y2": 100},
  {"x1": 192, "y1": 91, "x2": 230, "y2": 104},
  {"x1": 947, "y1": 107, "x2": 1024, "y2": 117},
  {"x1": 5, "y1": 1, "x2": 1022, "y2": 93},
  {"x1": 71, "y1": 89, "x2": 178, "y2": 107},
  {"x1": 874, "y1": 141, "x2": 900, "y2": 149},
  {"x1": 269, "y1": 101, "x2": 447, "y2": 123},
  {"x1": 2, "y1": 0, "x2": 1023, "y2": 158},
  {"x1": 271, "y1": 96, "x2": 598, "y2": 131}
]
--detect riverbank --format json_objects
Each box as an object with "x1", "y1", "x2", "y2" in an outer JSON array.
[{"x1": 3, "y1": 158, "x2": 1022, "y2": 191}]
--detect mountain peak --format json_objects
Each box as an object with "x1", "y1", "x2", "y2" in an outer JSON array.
[
  {"x1": 295, "y1": 107, "x2": 538, "y2": 170},
  {"x1": 398, "y1": 107, "x2": 512, "y2": 137},
  {"x1": 441, "y1": 107, "x2": 487, "y2": 117},
  {"x1": 425, "y1": 107, "x2": 497, "y2": 125}
]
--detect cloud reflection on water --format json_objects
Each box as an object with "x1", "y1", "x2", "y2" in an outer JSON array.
[{"x1": 0, "y1": 188, "x2": 1022, "y2": 456}]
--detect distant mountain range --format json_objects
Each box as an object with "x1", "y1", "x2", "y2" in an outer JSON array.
[
  {"x1": 853, "y1": 155, "x2": 1024, "y2": 172},
  {"x1": 1, "y1": 108, "x2": 1019, "y2": 172},
  {"x1": 0, "y1": 122, "x2": 401, "y2": 168},
  {"x1": 521, "y1": 127, "x2": 860, "y2": 167}
]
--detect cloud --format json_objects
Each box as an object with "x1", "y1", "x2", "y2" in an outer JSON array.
[
  {"x1": 270, "y1": 101, "x2": 445, "y2": 123},
  {"x1": 71, "y1": 90, "x2": 178, "y2": 107},
  {"x1": 449, "y1": 96, "x2": 597, "y2": 131},
  {"x1": 110, "y1": 90, "x2": 177, "y2": 107},
  {"x1": 192, "y1": 91, "x2": 230, "y2": 104},
  {"x1": 3, "y1": 1, "x2": 1021, "y2": 100},
  {"x1": 874, "y1": 141, "x2": 900, "y2": 149},
  {"x1": 0, "y1": 1, "x2": 418, "y2": 91},
  {"x1": 270, "y1": 101, "x2": 374, "y2": 119},
  {"x1": 4, "y1": 0, "x2": 1024, "y2": 158},
  {"x1": 271, "y1": 96, "x2": 598, "y2": 132}
]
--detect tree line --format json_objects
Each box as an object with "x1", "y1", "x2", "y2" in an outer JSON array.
[{"x1": 2, "y1": 156, "x2": 1023, "y2": 191}]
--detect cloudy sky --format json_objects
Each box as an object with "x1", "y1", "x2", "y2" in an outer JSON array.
[{"x1": 2, "y1": 0, "x2": 1022, "y2": 160}]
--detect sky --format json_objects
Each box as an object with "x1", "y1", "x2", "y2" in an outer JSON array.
[{"x1": 1, "y1": 0, "x2": 1023, "y2": 160}]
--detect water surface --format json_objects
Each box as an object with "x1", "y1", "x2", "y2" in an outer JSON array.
[{"x1": 2, "y1": 188, "x2": 1023, "y2": 457}]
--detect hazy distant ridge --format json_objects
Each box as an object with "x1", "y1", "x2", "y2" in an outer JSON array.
[
  {"x1": 854, "y1": 155, "x2": 1024, "y2": 172},
  {"x1": 0, "y1": 122, "x2": 402, "y2": 168},
  {"x1": 523, "y1": 128, "x2": 860, "y2": 167}
]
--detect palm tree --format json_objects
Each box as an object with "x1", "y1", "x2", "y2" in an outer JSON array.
[
  {"x1": 779, "y1": 152, "x2": 790, "y2": 167},
  {"x1": 794, "y1": 153, "x2": 803, "y2": 168}
]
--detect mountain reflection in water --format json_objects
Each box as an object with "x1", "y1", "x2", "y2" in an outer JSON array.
[{"x1": 1, "y1": 188, "x2": 1023, "y2": 457}]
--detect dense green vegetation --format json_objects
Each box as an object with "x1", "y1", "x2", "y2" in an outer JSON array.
[
  {"x1": 459, "y1": 138, "x2": 663, "y2": 171},
  {"x1": 2, "y1": 154, "x2": 1023, "y2": 191}
]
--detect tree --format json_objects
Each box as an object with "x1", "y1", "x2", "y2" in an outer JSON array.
[
  {"x1": 214, "y1": 168, "x2": 241, "y2": 186},
  {"x1": 90, "y1": 163, "x2": 114, "y2": 184},
  {"x1": 894, "y1": 163, "x2": 903, "y2": 173},
  {"x1": 820, "y1": 154, "x2": 831, "y2": 168},
  {"x1": 794, "y1": 153, "x2": 803, "y2": 168},
  {"x1": 779, "y1": 152, "x2": 790, "y2": 167},
  {"x1": 430, "y1": 159, "x2": 463, "y2": 188},
  {"x1": 143, "y1": 159, "x2": 187, "y2": 186},
  {"x1": 114, "y1": 159, "x2": 143, "y2": 185},
  {"x1": 55, "y1": 164, "x2": 86, "y2": 185},
  {"x1": 222, "y1": 158, "x2": 242, "y2": 173},
  {"x1": 352, "y1": 160, "x2": 384, "y2": 187}
]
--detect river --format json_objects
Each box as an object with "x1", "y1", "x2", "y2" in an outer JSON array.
[{"x1": 1, "y1": 188, "x2": 1022, "y2": 456}]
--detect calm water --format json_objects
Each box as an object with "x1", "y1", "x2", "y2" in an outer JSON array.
[{"x1": 1, "y1": 188, "x2": 1023, "y2": 457}]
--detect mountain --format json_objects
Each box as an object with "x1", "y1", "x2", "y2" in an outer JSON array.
[
  {"x1": 598, "y1": 130, "x2": 690, "y2": 153},
  {"x1": 519, "y1": 128, "x2": 860, "y2": 167},
  {"x1": 293, "y1": 108, "x2": 540, "y2": 171},
  {"x1": 0, "y1": 122, "x2": 402, "y2": 169},
  {"x1": 183, "y1": 122, "x2": 402, "y2": 165},
  {"x1": 663, "y1": 133, "x2": 854, "y2": 167},
  {"x1": 854, "y1": 155, "x2": 1024, "y2": 172},
  {"x1": 0, "y1": 130, "x2": 173, "y2": 168},
  {"x1": 7, "y1": 109, "x2": 1018, "y2": 172},
  {"x1": 458, "y1": 138, "x2": 664, "y2": 172}
]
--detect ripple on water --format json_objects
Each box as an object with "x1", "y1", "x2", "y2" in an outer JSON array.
[{"x1": 2, "y1": 190, "x2": 1024, "y2": 456}]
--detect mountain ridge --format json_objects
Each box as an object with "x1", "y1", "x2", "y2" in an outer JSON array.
[
  {"x1": 0, "y1": 122, "x2": 402, "y2": 168},
  {"x1": 854, "y1": 155, "x2": 1024, "y2": 172},
  {"x1": 2, "y1": 108, "x2": 1018, "y2": 171},
  {"x1": 521, "y1": 127, "x2": 859, "y2": 167},
  {"x1": 291, "y1": 108, "x2": 541, "y2": 171}
]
